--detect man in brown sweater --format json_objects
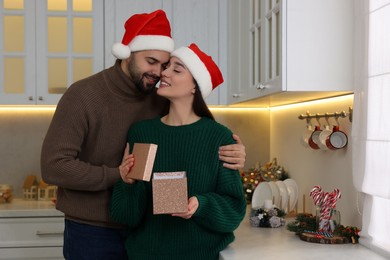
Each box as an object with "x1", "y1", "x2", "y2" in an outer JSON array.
[{"x1": 41, "y1": 10, "x2": 246, "y2": 260}]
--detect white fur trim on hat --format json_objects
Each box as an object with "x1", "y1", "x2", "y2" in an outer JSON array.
[
  {"x1": 171, "y1": 47, "x2": 212, "y2": 98},
  {"x1": 111, "y1": 42, "x2": 131, "y2": 60},
  {"x1": 130, "y1": 35, "x2": 174, "y2": 53}
]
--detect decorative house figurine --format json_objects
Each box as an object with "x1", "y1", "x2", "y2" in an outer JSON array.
[
  {"x1": 38, "y1": 179, "x2": 57, "y2": 201},
  {"x1": 22, "y1": 175, "x2": 38, "y2": 200}
]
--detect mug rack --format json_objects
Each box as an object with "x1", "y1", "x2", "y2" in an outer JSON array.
[{"x1": 298, "y1": 107, "x2": 353, "y2": 123}]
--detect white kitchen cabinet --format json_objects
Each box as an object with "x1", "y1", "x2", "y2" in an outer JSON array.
[
  {"x1": 0, "y1": 217, "x2": 64, "y2": 260},
  {"x1": 0, "y1": 0, "x2": 103, "y2": 105},
  {"x1": 228, "y1": 0, "x2": 354, "y2": 105},
  {"x1": 104, "y1": 0, "x2": 228, "y2": 105},
  {"x1": 0, "y1": 199, "x2": 65, "y2": 260}
]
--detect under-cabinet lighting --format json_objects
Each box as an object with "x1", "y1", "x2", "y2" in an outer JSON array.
[
  {"x1": 209, "y1": 107, "x2": 268, "y2": 112},
  {"x1": 0, "y1": 106, "x2": 56, "y2": 113},
  {"x1": 270, "y1": 94, "x2": 354, "y2": 111},
  {"x1": 0, "y1": 94, "x2": 353, "y2": 113}
]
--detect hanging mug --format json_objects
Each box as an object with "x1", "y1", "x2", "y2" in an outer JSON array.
[
  {"x1": 318, "y1": 125, "x2": 333, "y2": 150},
  {"x1": 308, "y1": 126, "x2": 322, "y2": 150},
  {"x1": 326, "y1": 126, "x2": 348, "y2": 150},
  {"x1": 301, "y1": 125, "x2": 314, "y2": 148}
]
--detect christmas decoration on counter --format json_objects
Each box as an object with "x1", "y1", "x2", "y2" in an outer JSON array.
[
  {"x1": 37, "y1": 179, "x2": 57, "y2": 201},
  {"x1": 22, "y1": 175, "x2": 57, "y2": 201},
  {"x1": 287, "y1": 213, "x2": 317, "y2": 234},
  {"x1": 333, "y1": 225, "x2": 360, "y2": 244},
  {"x1": 287, "y1": 213, "x2": 360, "y2": 244},
  {"x1": 23, "y1": 175, "x2": 38, "y2": 200},
  {"x1": 0, "y1": 184, "x2": 13, "y2": 203},
  {"x1": 287, "y1": 189, "x2": 361, "y2": 244},
  {"x1": 241, "y1": 158, "x2": 289, "y2": 203},
  {"x1": 250, "y1": 205, "x2": 286, "y2": 228},
  {"x1": 309, "y1": 185, "x2": 341, "y2": 233}
]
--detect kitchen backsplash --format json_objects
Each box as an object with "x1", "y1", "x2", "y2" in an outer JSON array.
[{"x1": 0, "y1": 107, "x2": 269, "y2": 197}]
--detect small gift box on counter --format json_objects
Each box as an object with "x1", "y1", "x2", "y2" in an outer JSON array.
[
  {"x1": 129, "y1": 143, "x2": 158, "y2": 181},
  {"x1": 152, "y1": 171, "x2": 188, "y2": 215}
]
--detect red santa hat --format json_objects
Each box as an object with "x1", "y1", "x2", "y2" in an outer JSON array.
[
  {"x1": 112, "y1": 9, "x2": 174, "y2": 60},
  {"x1": 171, "y1": 43, "x2": 224, "y2": 98}
]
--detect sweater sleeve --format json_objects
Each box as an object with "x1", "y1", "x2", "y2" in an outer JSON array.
[
  {"x1": 40, "y1": 84, "x2": 120, "y2": 191},
  {"x1": 192, "y1": 127, "x2": 247, "y2": 233},
  {"x1": 110, "y1": 179, "x2": 147, "y2": 228},
  {"x1": 192, "y1": 166, "x2": 246, "y2": 233}
]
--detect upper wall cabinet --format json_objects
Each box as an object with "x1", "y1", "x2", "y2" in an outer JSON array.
[
  {"x1": 104, "y1": 0, "x2": 228, "y2": 105},
  {"x1": 228, "y1": 0, "x2": 354, "y2": 105},
  {"x1": 0, "y1": 0, "x2": 103, "y2": 105}
]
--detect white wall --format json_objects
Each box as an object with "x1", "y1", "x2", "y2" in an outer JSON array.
[
  {"x1": 0, "y1": 108, "x2": 53, "y2": 197},
  {"x1": 270, "y1": 94, "x2": 361, "y2": 227}
]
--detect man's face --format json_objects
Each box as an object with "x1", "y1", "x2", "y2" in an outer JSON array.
[{"x1": 124, "y1": 50, "x2": 170, "y2": 95}]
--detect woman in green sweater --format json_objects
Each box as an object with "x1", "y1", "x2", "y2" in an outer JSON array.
[{"x1": 111, "y1": 43, "x2": 247, "y2": 260}]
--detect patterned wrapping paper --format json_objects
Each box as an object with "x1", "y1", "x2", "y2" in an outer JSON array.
[
  {"x1": 129, "y1": 143, "x2": 158, "y2": 181},
  {"x1": 152, "y1": 171, "x2": 188, "y2": 215}
]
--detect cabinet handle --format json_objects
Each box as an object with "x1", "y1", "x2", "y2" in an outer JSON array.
[
  {"x1": 256, "y1": 83, "x2": 267, "y2": 90},
  {"x1": 28, "y1": 96, "x2": 34, "y2": 101},
  {"x1": 38, "y1": 96, "x2": 44, "y2": 101},
  {"x1": 232, "y1": 93, "x2": 241, "y2": 98},
  {"x1": 36, "y1": 230, "x2": 64, "y2": 236}
]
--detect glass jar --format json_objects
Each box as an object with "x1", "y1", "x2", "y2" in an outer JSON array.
[{"x1": 316, "y1": 207, "x2": 341, "y2": 233}]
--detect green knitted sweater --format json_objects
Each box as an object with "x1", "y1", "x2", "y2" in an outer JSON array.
[{"x1": 111, "y1": 117, "x2": 246, "y2": 260}]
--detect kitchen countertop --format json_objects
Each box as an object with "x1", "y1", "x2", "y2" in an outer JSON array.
[
  {"x1": 0, "y1": 199, "x2": 63, "y2": 218},
  {"x1": 219, "y1": 207, "x2": 387, "y2": 260},
  {"x1": 1, "y1": 201, "x2": 386, "y2": 259}
]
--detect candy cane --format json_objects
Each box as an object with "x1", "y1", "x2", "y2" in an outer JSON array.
[
  {"x1": 310, "y1": 186, "x2": 324, "y2": 206},
  {"x1": 321, "y1": 192, "x2": 332, "y2": 232},
  {"x1": 329, "y1": 188, "x2": 341, "y2": 209},
  {"x1": 323, "y1": 189, "x2": 342, "y2": 232},
  {"x1": 310, "y1": 186, "x2": 342, "y2": 233}
]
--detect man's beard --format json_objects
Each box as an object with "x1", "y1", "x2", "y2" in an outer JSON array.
[
  {"x1": 128, "y1": 59, "x2": 160, "y2": 95},
  {"x1": 134, "y1": 73, "x2": 160, "y2": 95}
]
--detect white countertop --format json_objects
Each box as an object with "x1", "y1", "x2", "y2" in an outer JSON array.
[
  {"x1": 219, "y1": 207, "x2": 387, "y2": 260},
  {"x1": 0, "y1": 199, "x2": 63, "y2": 218}
]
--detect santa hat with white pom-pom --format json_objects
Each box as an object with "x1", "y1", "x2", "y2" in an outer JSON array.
[
  {"x1": 171, "y1": 43, "x2": 224, "y2": 98},
  {"x1": 111, "y1": 9, "x2": 174, "y2": 60}
]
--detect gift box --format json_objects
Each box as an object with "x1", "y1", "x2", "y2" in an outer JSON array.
[
  {"x1": 152, "y1": 171, "x2": 188, "y2": 215},
  {"x1": 129, "y1": 143, "x2": 158, "y2": 181}
]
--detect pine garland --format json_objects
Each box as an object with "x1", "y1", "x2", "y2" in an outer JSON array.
[{"x1": 286, "y1": 213, "x2": 317, "y2": 234}]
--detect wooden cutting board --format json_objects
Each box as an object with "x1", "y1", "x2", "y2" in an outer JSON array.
[{"x1": 299, "y1": 232, "x2": 350, "y2": 244}]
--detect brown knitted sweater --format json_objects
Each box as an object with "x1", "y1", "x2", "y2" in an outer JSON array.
[{"x1": 41, "y1": 60, "x2": 167, "y2": 228}]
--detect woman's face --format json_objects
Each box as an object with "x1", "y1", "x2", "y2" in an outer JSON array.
[{"x1": 157, "y1": 56, "x2": 195, "y2": 100}]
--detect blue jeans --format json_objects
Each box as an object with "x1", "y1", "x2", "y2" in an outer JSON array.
[{"x1": 63, "y1": 219, "x2": 128, "y2": 260}]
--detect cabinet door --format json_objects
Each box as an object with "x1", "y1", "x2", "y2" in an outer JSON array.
[
  {"x1": 227, "y1": 0, "x2": 250, "y2": 104},
  {"x1": 0, "y1": 217, "x2": 64, "y2": 248},
  {"x1": 0, "y1": 0, "x2": 36, "y2": 104},
  {"x1": 285, "y1": 0, "x2": 353, "y2": 92},
  {"x1": 35, "y1": 0, "x2": 104, "y2": 104},
  {"x1": 254, "y1": 0, "x2": 286, "y2": 96},
  {"x1": 0, "y1": 247, "x2": 63, "y2": 260},
  {"x1": 229, "y1": 0, "x2": 353, "y2": 105},
  {"x1": 0, "y1": 0, "x2": 104, "y2": 105}
]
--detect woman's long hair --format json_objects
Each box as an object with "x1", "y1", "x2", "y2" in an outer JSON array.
[
  {"x1": 192, "y1": 81, "x2": 214, "y2": 120},
  {"x1": 160, "y1": 79, "x2": 215, "y2": 121}
]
